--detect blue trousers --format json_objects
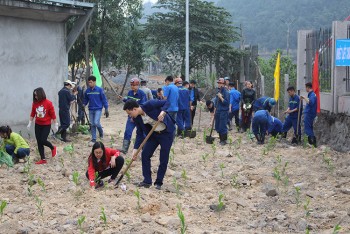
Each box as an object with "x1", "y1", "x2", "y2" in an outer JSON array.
[
  {"x1": 59, "y1": 109, "x2": 70, "y2": 131},
  {"x1": 304, "y1": 114, "x2": 316, "y2": 137},
  {"x1": 252, "y1": 116, "x2": 268, "y2": 135},
  {"x1": 215, "y1": 111, "x2": 228, "y2": 134},
  {"x1": 141, "y1": 131, "x2": 174, "y2": 186},
  {"x1": 168, "y1": 111, "x2": 178, "y2": 123},
  {"x1": 176, "y1": 110, "x2": 191, "y2": 131},
  {"x1": 5, "y1": 145, "x2": 30, "y2": 159},
  {"x1": 89, "y1": 109, "x2": 103, "y2": 141},
  {"x1": 282, "y1": 116, "x2": 301, "y2": 136},
  {"x1": 124, "y1": 116, "x2": 136, "y2": 141}
]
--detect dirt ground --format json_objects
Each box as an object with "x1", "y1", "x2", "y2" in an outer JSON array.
[{"x1": 1, "y1": 87, "x2": 350, "y2": 234}]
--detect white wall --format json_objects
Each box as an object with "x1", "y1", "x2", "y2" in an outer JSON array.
[{"x1": 0, "y1": 16, "x2": 67, "y2": 131}]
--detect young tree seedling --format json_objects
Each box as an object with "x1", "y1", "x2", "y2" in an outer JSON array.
[
  {"x1": 77, "y1": 215, "x2": 86, "y2": 234},
  {"x1": 303, "y1": 197, "x2": 311, "y2": 217},
  {"x1": 295, "y1": 186, "x2": 301, "y2": 207},
  {"x1": 230, "y1": 175, "x2": 240, "y2": 189},
  {"x1": 217, "y1": 192, "x2": 225, "y2": 212},
  {"x1": 201, "y1": 153, "x2": 209, "y2": 164},
  {"x1": 173, "y1": 176, "x2": 180, "y2": 196},
  {"x1": 28, "y1": 173, "x2": 36, "y2": 196},
  {"x1": 37, "y1": 177, "x2": 46, "y2": 193},
  {"x1": 177, "y1": 204, "x2": 187, "y2": 234},
  {"x1": 134, "y1": 188, "x2": 141, "y2": 211},
  {"x1": 211, "y1": 142, "x2": 216, "y2": 157},
  {"x1": 72, "y1": 171, "x2": 80, "y2": 186},
  {"x1": 35, "y1": 196, "x2": 44, "y2": 216},
  {"x1": 303, "y1": 135, "x2": 308, "y2": 149},
  {"x1": 63, "y1": 143, "x2": 75, "y2": 158},
  {"x1": 236, "y1": 136, "x2": 242, "y2": 149},
  {"x1": 125, "y1": 171, "x2": 131, "y2": 183},
  {"x1": 219, "y1": 163, "x2": 225, "y2": 178},
  {"x1": 181, "y1": 169, "x2": 188, "y2": 185},
  {"x1": 0, "y1": 201, "x2": 7, "y2": 219},
  {"x1": 100, "y1": 207, "x2": 108, "y2": 229},
  {"x1": 332, "y1": 224, "x2": 341, "y2": 234}
]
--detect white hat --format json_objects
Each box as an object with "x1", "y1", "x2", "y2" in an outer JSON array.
[{"x1": 64, "y1": 80, "x2": 75, "y2": 88}]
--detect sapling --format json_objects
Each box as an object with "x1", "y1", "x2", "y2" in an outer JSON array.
[
  {"x1": 63, "y1": 143, "x2": 75, "y2": 158},
  {"x1": 177, "y1": 204, "x2": 187, "y2": 234},
  {"x1": 332, "y1": 224, "x2": 341, "y2": 234},
  {"x1": 236, "y1": 136, "x2": 242, "y2": 149},
  {"x1": 117, "y1": 130, "x2": 122, "y2": 139},
  {"x1": 59, "y1": 157, "x2": 65, "y2": 168},
  {"x1": 295, "y1": 186, "x2": 301, "y2": 207},
  {"x1": 28, "y1": 173, "x2": 36, "y2": 196},
  {"x1": 77, "y1": 215, "x2": 86, "y2": 234},
  {"x1": 203, "y1": 128, "x2": 207, "y2": 143},
  {"x1": 303, "y1": 197, "x2": 311, "y2": 217},
  {"x1": 217, "y1": 192, "x2": 224, "y2": 212},
  {"x1": 303, "y1": 135, "x2": 308, "y2": 148},
  {"x1": 173, "y1": 176, "x2": 180, "y2": 196},
  {"x1": 235, "y1": 152, "x2": 242, "y2": 161},
  {"x1": 125, "y1": 171, "x2": 131, "y2": 183},
  {"x1": 181, "y1": 136, "x2": 186, "y2": 154},
  {"x1": 201, "y1": 153, "x2": 209, "y2": 164},
  {"x1": 35, "y1": 196, "x2": 44, "y2": 216},
  {"x1": 0, "y1": 200, "x2": 7, "y2": 218},
  {"x1": 37, "y1": 177, "x2": 46, "y2": 192},
  {"x1": 228, "y1": 136, "x2": 233, "y2": 152},
  {"x1": 219, "y1": 163, "x2": 225, "y2": 178},
  {"x1": 94, "y1": 172, "x2": 101, "y2": 184},
  {"x1": 181, "y1": 169, "x2": 188, "y2": 185},
  {"x1": 211, "y1": 142, "x2": 216, "y2": 157},
  {"x1": 72, "y1": 171, "x2": 80, "y2": 186},
  {"x1": 230, "y1": 175, "x2": 240, "y2": 188},
  {"x1": 134, "y1": 188, "x2": 141, "y2": 211},
  {"x1": 100, "y1": 207, "x2": 107, "y2": 228}
]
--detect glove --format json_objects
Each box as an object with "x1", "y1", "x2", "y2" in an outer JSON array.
[
  {"x1": 54, "y1": 123, "x2": 59, "y2": 132},
  {"x1": 27, "y1": 121, "x2": 32, "y2": 130},
  {"x1": 104, "y1": 109, "x2": 109, "y2": 118},
  {"x1": 132, "y1": 149, "x2": 142, "y2": 161}
]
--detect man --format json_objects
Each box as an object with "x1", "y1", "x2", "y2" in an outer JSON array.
[
  {"x1": 57, "y1": 80, "x2": 77, "y2": 142},
  {"x1": 301, "y1": 82, "x2": 317, "y2": 147},
  {"x1": 76, "y1": 83, "x2": 85, "y2": 125},
  {"x1": 281, "y1": 86, "x2": 302, "y2": 144},
  {"x1": 183, "y1": 81, "x2": 190, "y2": 89},
  {"x1": 224, "y1": 77, "x2": 230, "y2": 89},
  {"x1": 123, "y1": 99, "x2": 175, "y2": 190},
  {"x1": 215, "y1": 78, "x2": 230, "y2": 145},
  {"x1": 83, "y1": 76, "x2": 109, "y2": 146},
  {"x1": 139, "y1": 80, "x2": 153, "y2": 101},
  {"x1": 119, "y1": 78, "x2": 147, "y2": 154},
  {"x1": 189, "y1": 80, "x2": 201, "y2": 125},
  {"x1": 252, "y1": 110, "x2": 269, "y2": 144},
  {"x1": 163, "y1": 76, "x2": 179, "y2": 121},
  {"x1": 253, "y1": 96, "x2": 276, "y2": 112},
  {"x1": 174, "y1": 78, "x2": 191, "y2": 137},
  {"x1": 206, "y1": 99, "x2": 216, "y2": 128},
  {"x1": 268, "y1": 115, "x2": 283, "y2": 137},
  {"x1": 228, "y1": 82, "x2": 241, "y2": 131}
]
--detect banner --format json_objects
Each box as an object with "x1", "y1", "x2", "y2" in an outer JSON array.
[{"x1": 335, "y1": 39, "x2": 350, "y2": 66}]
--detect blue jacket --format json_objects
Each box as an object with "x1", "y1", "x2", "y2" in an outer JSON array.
[
  {"x1": 178, "y1": 86, "x2": 190, "y2": 111},
  {"x1": 163, "y1": 83, "x2": 179, "y2": 112},
  {"x1": 216, "y1": 87, "x2": 230, "y2": 112},
  {"x1": 229, "y1": 88, "x2": 241, "y2": 112},
  {"x1": 58, "y1": 87, "x2": 75, "y2": 111},
  {"x1": 253, "y1": 96, "x2": 273, "y2": 112},
  {"x1": 268, "y1": 116, "x2": 283, "y2": 134},
  {"x1": 288, "y1": 94, "x2": 301, "y2": 118},
  {"x1": 133, "y1": 100, "x2": 176, "y2": 149},
  {"x1": 304, "y1": 91, "x2": 317, "y2": 117},
  {"x1": 123, "y1": 89, "x2": 147, "y2": 105},
  {"x1": 83, "y1": 86, "x2": 108, "y2": 110}
]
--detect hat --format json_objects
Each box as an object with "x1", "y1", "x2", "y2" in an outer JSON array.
[
  {"x1": 217, "y1": 78, "x2": 225, "y2": 84},
  {"x1": 224, "y1": 77, "x2": 230, "y2": 80},
  {"x1": 269, "y1": 98, "x2": 276, "y2": 106},
  {"x1": 174, "y1": 78, "x2": 183, "y2": 85},
  {"x1": 64, "y1": 80, "x2": 75, "y2": 87},
  {"x1": 130, "y1": 78, "x2": 140, "y2": 85},
  {"x1": 190, "y1": 80, "x2": 196, "y2": 84}
]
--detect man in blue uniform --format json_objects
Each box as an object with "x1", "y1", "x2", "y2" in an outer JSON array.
[
  {"x1": 118, "y1": 78, "x2": 147, "y2": 154},
  {"x1": 163, "y1": 76, "x2": 179, "y2": 121},
  {"x1": 215, "y1": 78, "x2": 230, "y2": 145},
  {"x1": 83, "y1": 76, "x2": 109, "y2": 146},
  {"x1": 252, "y1": 110, "x2": 269, "y2": 144},
  {"x1": 253, "y1": 96, "x2": 276, "y2": 112},
  {"x1": 174, "y1": 78, "x2": 191, "y2": 137},
  {"x1": 123, "y1": 99, "x2": 175, "y2": 190},
  {"x1": 282, "y1": 86, "x2": 302, "y2": 144},
  {"x1": 228, "y1": 82, "x2": 241, "y2": 131},
  {"x1": 301, "y1": 82, "x2": 317, "y2": 147},
  {"x1": 189, "y1": 80, "x2": 201, "y2": 125},
  {"x1": 268, "y1": 115, "x2": 283, "y2": 137}
]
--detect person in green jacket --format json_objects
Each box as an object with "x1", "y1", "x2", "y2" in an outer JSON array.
[{"x1": 0, "y1": 126, "x2": 30, "y2": 163}]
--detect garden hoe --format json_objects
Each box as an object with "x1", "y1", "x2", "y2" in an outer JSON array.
[{"x1": 115, "y1": 120, "x2": 161, "y2": 187}]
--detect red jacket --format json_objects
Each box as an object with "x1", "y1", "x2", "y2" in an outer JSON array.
[
  {"x1": 30, "y1": 99, "x2": 56, "y2": 125},
  {"x1": 87, "y1": 147, "x2": 120, "y2": 186}
]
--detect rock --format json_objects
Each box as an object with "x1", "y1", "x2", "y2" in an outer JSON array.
[
  {"x1": 17, "y1": 166, "x2": 25, "y2": 173},
  {"x1": 233, "y1": 198, "x2": 248, "y2": 208},
  {"x1": 276, "y1": 214, "x2": 287, "y2": 221},
  {"x1": 141, "y1": 213, "x2": 152, "y2": 223},
  {"x1": 55, "y1": 165, "x2": 62, "y2": 172},
  {"x1": 297, "y1": 218, "x2": 307, "y2": 231},
  {"x1": 155, "y1": 217, "x2": 170, "y2": 226},
  {"x1": 15, "y1": 207, "x2": 23, "y2": 213},
  {"x1": 17, "y1": 227, "x2": 29, "y2": 234},
  {"x1": 263, "y1": 184, "x2": 278, "y2": 197},
  {"x1": 209, "y1": 204, "x2": 226, "y2": 211},
  {"x1": 94, "y1": 228, "x2": 103, "y2": 234},
  {"x1": 49, "y1": 219, "x2": 57, "y2": 226},
  {"x1": 327, "y1": 212, "x2": 336, "y2": 218},
  {"x1": 167, "y1": 218, "x2": 180, "y2": 228},
  {"x1": 110, "y1": 214, "x2": 119, "y2": 221},
  {"x1": 59, "y1": 209, "x2": 69, "y2": 216},
  {"x1": 340, "y1": 188, "x2": 350, "y2": 195}
]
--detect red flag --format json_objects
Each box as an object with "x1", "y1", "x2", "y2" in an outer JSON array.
[{"x1": 312, "y1": 51, "x2": 321, "y2": 113}]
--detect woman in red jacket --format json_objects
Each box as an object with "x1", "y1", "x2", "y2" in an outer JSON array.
[
  {"x1": 27, "y1": 87, "x2": 58, "y2": 165},
  {"x1": 86, "y1": 142, "x2": 124, "y2": 188}
]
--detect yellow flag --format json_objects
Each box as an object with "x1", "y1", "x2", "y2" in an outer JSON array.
[{"x1": 274, "y1": 52, "x2": 281, "y2": 101}]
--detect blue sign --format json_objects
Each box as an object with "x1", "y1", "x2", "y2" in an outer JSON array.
[{"x1": 335, "y1": 39, "x2": 350, "y2": 66}]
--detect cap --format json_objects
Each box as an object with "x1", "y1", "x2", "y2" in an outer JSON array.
[
  {"x1": 269, "y1": 98, "x2": 276, "y2": 106},
  {"x1": 217, "y1": 78, "x2": 225, "y2": 84},
  {"x1": 64, "y1": 80, "x2": 75, "y2": 87},
  {"x1": 224, "y1": 77, "x2": 230, "y2": 80},
  {"x1": 174, "y1": 78, "x2": 183, "y2": 85},
  {"x1": 130, "y1": 78, "x2": 140, "y2": 85},
  {"x1": 190, "y1": 80, "x2": 196, "y2": 84}
]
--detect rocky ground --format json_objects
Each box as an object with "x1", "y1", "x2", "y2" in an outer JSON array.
[{"x1": 0, "y1": 81, "x2": 350, "y2": 234}]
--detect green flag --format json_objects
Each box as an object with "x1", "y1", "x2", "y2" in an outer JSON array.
[{"x1": 92, "y1": 54, "x2": 102, "y2": 87}]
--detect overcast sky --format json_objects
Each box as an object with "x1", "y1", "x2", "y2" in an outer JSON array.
[{"x1": 143, "y1": 0, "x2": 157, "y2": 3}]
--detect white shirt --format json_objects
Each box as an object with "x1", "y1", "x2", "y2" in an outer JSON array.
[{"x1": 141, "y1": 113, "x2": 166, "y2": 132}]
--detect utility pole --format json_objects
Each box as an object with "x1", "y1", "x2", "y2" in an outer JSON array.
[
  {"x1": 185, "y1": 0, "x2": 190, "y2": 81},
  {"x1": 281, "y1": 18, "x2": 296, "y2": 57},
  {"x1": 239, "y1": 24, "x2": 245, "y2": 86}
]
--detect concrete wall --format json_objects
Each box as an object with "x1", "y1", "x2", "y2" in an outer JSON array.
[
  {"x1": 297, "y1": 30, "x2": 312, "y2": 92},
  {"x1": 0, "y1": 16, "x2": 67, "y2": 132}
]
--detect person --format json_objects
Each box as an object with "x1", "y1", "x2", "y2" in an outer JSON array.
[
  {"x1": 83, "y1": 76, "x2": 109, "y2": 146},
  {"x1": 174, "y1": 78, "x2": 191, "y2": 137},
  {"x1": 86, "y1": 141, "x2": 124, "y2": 188},
  {"x1": 215, "y1": 78, "x2": 230, "y2": 145},
  {"x1": 57, "y1": 80, "x2": 77, "y2": 142},
  {"x1": 224, "y1": 77, "x2": 230, "y2": 89},
  {"x1": 253, "y1": 96, "x2": 276, "y2": 112},
  {"x1": 139, "y1": 80, "x2": 154, "y2": 101},
  {"x1": 163, "y1": 76, "x2": 179, "y2": 121},
  {"x1": 228, "y1": 82, "x2": 241, "y2": 131},
  {"x1": 183, "y1": 81, "x2": 190, "y2": 89},
  {"x1": 156, "y1": 88, "x2": 164, "y2": 100},
  {"x1": 301, "y1": 82, "x2": 317, "y2": 147},
  {"x1": 281, "y1": 86, "x2": 302, "y2": 144},
  {"x1": 240, "y1": 80, "x2": 256, "y2": 132},
  {"x1": 189, "y1": 80, "x2": 201, "y2": 125},
  {"x1": 268, "y1": 115, "x2": 283, "y2": 137},
  {"x1": 76, "y1": 83, "x2": 85, "y2": 125},
  {"x1": 123, "y1": 99, "x2": 175, "y2": 190},
  {"x1": 206, "y1": 99, "x2": 216, "y2": 127},
  {"x1": 0, "y1": 126, "x2": 30, "y2": 164},
  {"x1": 252, "y1": 110, "x2": 269, "y2": 144},
  {"x1": 118, "y1": 78, "x2": 147, "y2": 154},
  {"x1": 27, "y1": 87, "x2": 58, "y2": 164}
]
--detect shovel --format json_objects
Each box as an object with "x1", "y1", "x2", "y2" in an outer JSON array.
[
  {"x1": 115, "y1": 120, "x2": 161, "y2": 187},
  {"x1": 187, "y1": 107, "x2": 197, "y2": 138},
  {"x1": 206, "y1": 107, "x2": 217, "y2": 144}
]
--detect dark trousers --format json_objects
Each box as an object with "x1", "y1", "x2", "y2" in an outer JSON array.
[
  {"x1": 5, "y1": 145, "x2": 30, "y2": 159},
  {"x1": 141, "y1": 131, "x2": 174, "y2": 186},
  {"x1": 229, "y1": 110, "x2": 239, "y2": 128},
  {"x1": 282, "y1": 116, "x2": 301, "y2": 136},
  {"x1": 304, "y1": 114, "x2": 316, "y2": 137},
  {"x1": 59, "y1": 109, "x2": 70, "y2": 131},
  {"x1": 77, "y1": 104, "x2": 85, "y2": 124},
  {"x1": 85, "y1": 156, "x2": 124, "y2": 181},
  {"x1": 35, "y1": 124, "x2": 54, "y2": 160},
  {"x1": 215, "y1": 111, "x2": 228, "y2": 134},
  {"x1": 124, "y1": 116, "x2": 136, "y2": 141},
  {"x1": 241, "y1": 105, "x2": 253, "y2": 131},
  {"x1": 191, "y1": 106, "x2": 196, "y2": 125}
]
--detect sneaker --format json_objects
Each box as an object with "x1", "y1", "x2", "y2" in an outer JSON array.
[
  {"x1": 51, "y1": 146, "x2": 57, "y2": 158},
  {"x1": 135, "y1": 182, "x2": 151, "y2": 188},
  {"x1": 88, "y1": 141, "x2": 95, "y2": 147},
  {"x1": 155, "y1": 184, "x2": 162, "y2": 190},
  {"x1": 35, "y1": 159, "x2": 47, "y2": 165}
]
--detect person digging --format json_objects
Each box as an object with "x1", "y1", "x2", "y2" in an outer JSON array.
[{"x1": 215, "y1": 78, "x2": 230, "y2": 146}]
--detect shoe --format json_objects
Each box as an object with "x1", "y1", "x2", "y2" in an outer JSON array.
[
  {"x1": 291, "y1": 137, "x2": 298, "y2": 144},
  {"x1": 108, "y1": 178, "x2": 115, "y2": 184},
  {"x1": 35, "y1": 159, "x2": 47, "y2": 165},
  {"x1": 51, "y1": 146, "x2": 57, "y2": 158},
  {"x1": 88, "y1": 141, "x2": 95, "y2": 147},
  {"x1": 312, "y1": 136, "x2": 317, "y2": 148},
  {"x1": 12, "y1": 156, "x2": 19, "y2": 164},
  {"x1": 135, "y1": 182, "x2": 151, "y2": 188},
  {"x1": 119, "y1": 139, "x2": 131, "y2": 154},
  {"x1": 155, "y1": 184, "x2": 162, "y2": 190}
]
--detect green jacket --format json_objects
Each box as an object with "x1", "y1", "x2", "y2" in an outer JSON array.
[{"x1": 1, "y1": 132, "x2": 30, "y2": 154}]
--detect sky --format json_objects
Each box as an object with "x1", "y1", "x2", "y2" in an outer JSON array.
[{"x1": 143, "y1": 0, "x2": 157, "y2": 3}]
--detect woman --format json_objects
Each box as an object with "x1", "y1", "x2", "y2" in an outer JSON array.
[
  {"x1": 0, "y1": 125, "x2": 30, "y2": 163},
  {"x1": 27, "y1": 87, "x2": 58, "y2": 164},
  {"x1": 86, "y1": 142, "x2": 124, "y2": 188},
  {"x1": 240, "y1": 81, "x2": 256, "y2": 132}
]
